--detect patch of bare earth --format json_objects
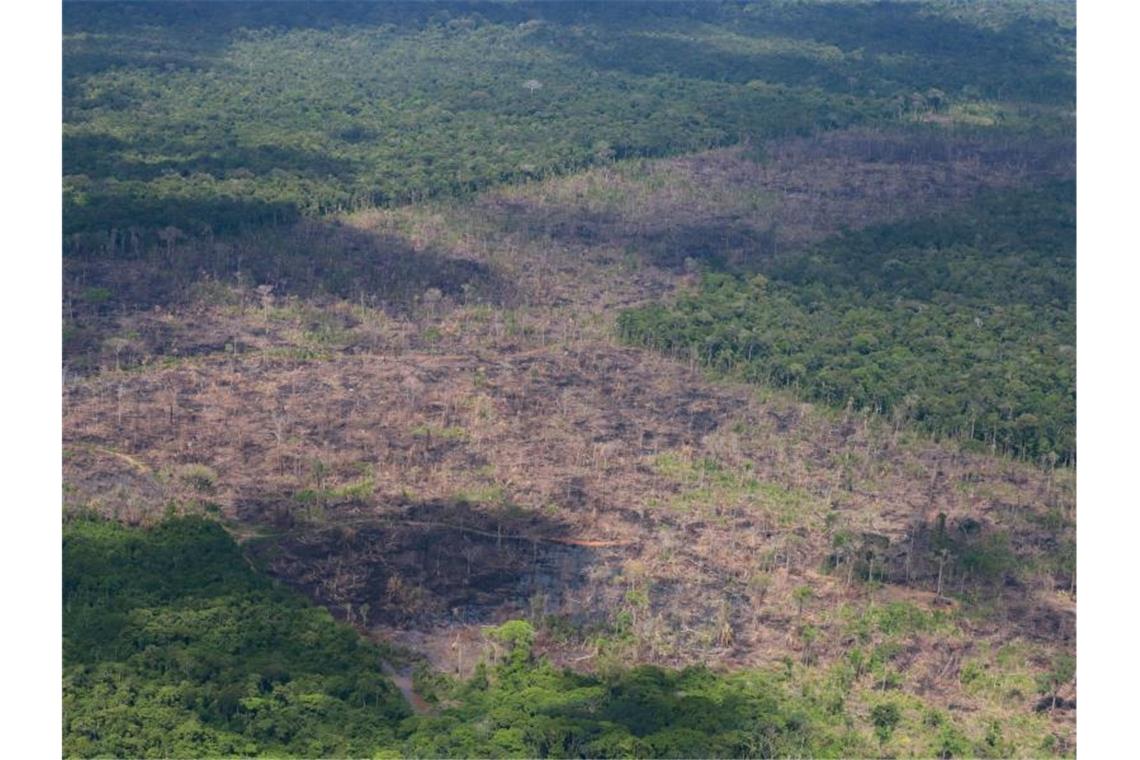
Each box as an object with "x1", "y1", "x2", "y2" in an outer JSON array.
[{"x1": 64, "y1": 332, "x2": 1072, "y2": 669}]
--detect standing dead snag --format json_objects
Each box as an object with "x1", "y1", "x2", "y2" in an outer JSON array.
[{"x1": 935, "y1": 548, "x2": 950, "y2": 598}]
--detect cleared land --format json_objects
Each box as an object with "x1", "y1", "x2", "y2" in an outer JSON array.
[{"x1": 64, "y1": 126, "x2": 1075, "y2": 750}]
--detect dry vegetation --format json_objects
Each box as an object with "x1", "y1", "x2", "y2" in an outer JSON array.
[{"x1": 63, "y1": 127, "x2": 1076, "y2": 749}]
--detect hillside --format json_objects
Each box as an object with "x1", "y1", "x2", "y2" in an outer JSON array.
[{"x1": 62, "y1": 2, "x2": 1077, "y2": 758}]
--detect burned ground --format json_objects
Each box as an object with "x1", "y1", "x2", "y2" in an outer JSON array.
[
  {"x1": 242, "y1": 498, "x2": 616, "y2": 630},
  {"x1": 63, "y1": 334, "x2": 1073, "y2": 681}
]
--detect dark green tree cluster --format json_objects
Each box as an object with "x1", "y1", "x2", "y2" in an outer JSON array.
[
  {"x1": 619, "y1": 183, "x2": 1075, "y2": 462},
  {"x1": 63, "y1": 1, "x2": 1074, "y2": 244},
  {"x1": 63, "y1": 516, "x2": 410, "y2": 757}
]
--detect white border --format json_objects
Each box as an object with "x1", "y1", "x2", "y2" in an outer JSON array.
[
  {"x1": 1077, "y1": 1, "x2": 1139, "y2": 756},
  {"x1": 4, "y1": 0, "x2": 62, "y2": 754}
]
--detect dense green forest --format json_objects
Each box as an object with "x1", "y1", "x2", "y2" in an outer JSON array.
[
  {"x1": 63, "y1": 516, "x2": 411, "y2": 756},
  {"x1": 620, "y1": 182, "x2": 1075, "y2": 462},
  {"x1": 66, "y1": 516, "x2": 1018, "y2": 758},
  {"x1": 63, "y1": 0, "x2": 1073, "y2": 245}
]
